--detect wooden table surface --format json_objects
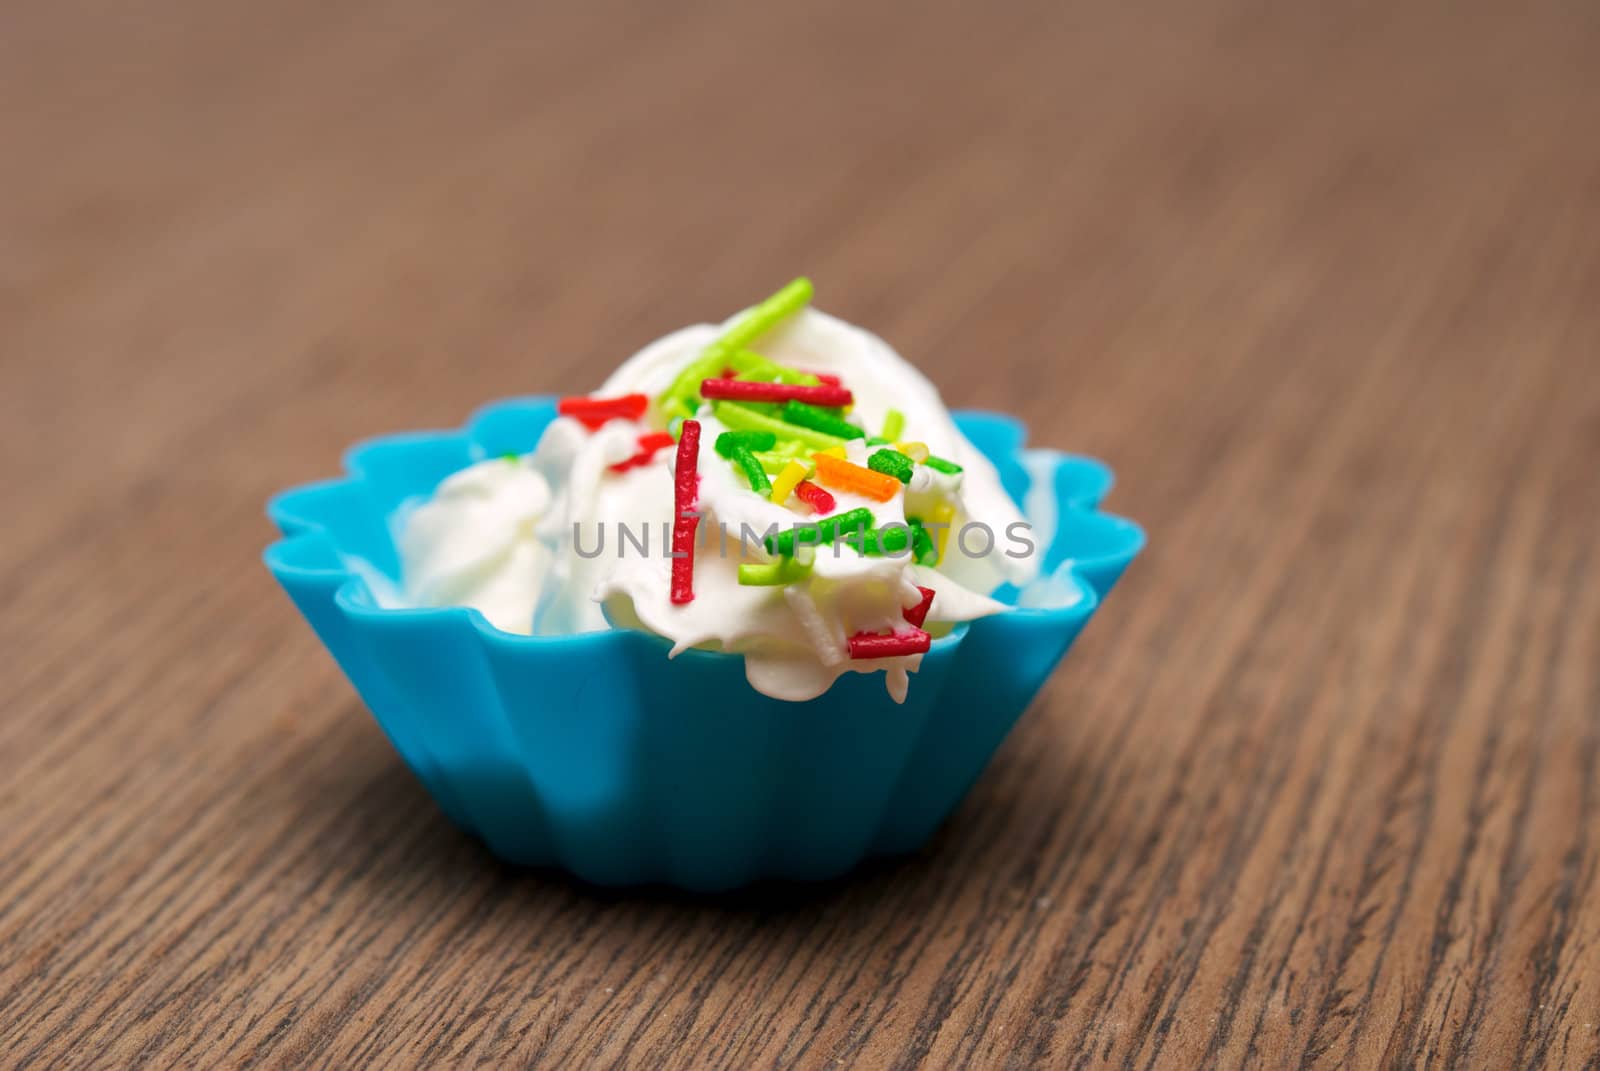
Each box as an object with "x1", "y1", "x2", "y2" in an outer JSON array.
[{"x1": 4, "y1": 2, "x2": 1598, "y2": 1067}]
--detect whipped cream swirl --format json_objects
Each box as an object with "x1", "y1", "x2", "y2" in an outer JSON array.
[{"x1": 389, "y1": 306, "x2": 1042, "y2": 702}]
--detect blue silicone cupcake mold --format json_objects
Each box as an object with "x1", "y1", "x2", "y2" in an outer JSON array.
[{"x1": 265, "y1": 397, "x2": 1144, "y2": 891}]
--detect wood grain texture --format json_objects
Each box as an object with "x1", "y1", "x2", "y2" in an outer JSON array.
[{"x1": 3, "y1": 1, "x2": 1598, "y2": 1066}]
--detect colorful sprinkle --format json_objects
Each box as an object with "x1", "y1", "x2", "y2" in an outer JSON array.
[
  {"x1": 880, "y1": 408, "x2": 905, "y2": 442},
  {"x1": 558, "y1": 393, "x2": 649, "y2": 430},
  {"x1": 909, "y1": 517, "x2": 936, "y2": 563},
  {"x1": 794, "y1": 479, "x2": 836, "y2": 514},
  {"x1": 726, "y1": 349, "x2": 818, "y2": 385},
  {"x1": 655, "y1": 279, "x2": 814, "y2": 417},
  {"x1": 812, "y1": 453, "x2": 902, "y2": 502},
  {"x1": 806, "y1": 370, "x2": 843, "y2": 387},
  {"x1": 834, "y1": 521, "x2": 931, "y2": 561},
  {"x1": 719, "y1": 278, "x2": 815, "y2": 354},
  {"x1": 659, "y1": 354, "x2": 724, "y2": 421},
  {"x1": 867, "y1": 448, "x2": 914, "y2": 484},
  {"x1": 729, "y1": 448, "x2": 770, "y2": 493},
  {"x1": 903, "y1": 586, "x2": 936, "y2": 629},
  {"x1": 699, "y1": 378, "x2": 852, "y2": 407},
  {"x1": 847, "y1": 628, "x2": 931, "y2": 659},
  {"x1": 670, "y1": 420, "x2": 702, "y2": 605},
  {"x1": 713, "y1": 401, "x2": 848, "y2": 451},
  {"x1": 855, "y1": 525, "x2": 912, "y2": 556},
  {"x1": 924, "y1": 455, "x2": 964, "y2": 475},
  {"x1": 769, "y1": 459, "x2": 809, "y2": 504},
  {"x1": 770, "y1": 438, "x2": 813, "y2": 458},
  {"x1": 764, "y1": 506, "x2": 874, "y2": 557},
  {"x1": 660, "y1": 397, "x2": 697, "y2": 425},
  {"x1": 713, "y1": 431, "x2": 773, "y2": 492},
  {"x1": 895, "y1": 441, "x2": 930, "y2": 463},
  {"x1": 715, "y1": 429, "x2": 777, "y2": 456},
  {"x1": 608, "y1": 431, "x2": 676, "y2": 473},
  {"x1": 780, "y1": 400, "x2": 864, "y2": 441},
  {"x1": 737, "y1": 558, "x2": 814, "y2": 586}
]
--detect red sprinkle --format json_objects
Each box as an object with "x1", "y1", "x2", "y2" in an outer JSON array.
[
  {"x1": 793, "y1": 479, "x2": 836, "y2": 515},
  {"x1": 805, "y1": 370, "x2": 843, "y2": 387},
  {"x1": 903, "y1": 586, "x2": 936, "y2": 629},
  {"x1": 847, "y1": 628, "x2": 932, "y2": 659},
  {"x1": 558, "y1": 393, "x2": 649, "y2": 430},
  {"x1": 608, "y1": 431, "x2": 676, "y2": 473},
  {"x1": 697, "y1": 378, "x2": 853, "y2": 407},
  {"x1": 670, "y1": 421, "x2": 701, "y2": 605}
]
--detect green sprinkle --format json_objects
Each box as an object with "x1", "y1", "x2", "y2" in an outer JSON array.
[
  {"x1": 728, "y1": 449, "x2": 771, "y2": 494},
  {"x1": 661, "y1": 397, "x2": 697, "y2": 425},
  {"x1": 924, "y1": 455, "x2": 964, "y2": 475},
  {"x1": 865, "y1": 436, "x2": 891, "y2": 446},
  {"x1": 713, "y1": 401, "x2": 847, "y2": 451},
  {"x1": 753, "y1": 440, "x2": 815, "y2": 472},
  {"x1": 834, "y1": 520, "x2": 935, "y2": 560},
  {"x1": 754, "y1": 449, "x2": 814, "y2": 475},
  {"x1": 715, "y1": 430, "x2": 776, "y2": 457},
  {"x1": 764, "y1": 507, "x2": 874, "y2": 556},
  {"x1": 780, "y1": 400, "x2": 865, "y2": 441},
  {"x1": 653, "y1": 278, "x2": 815, "y2": 417},
  {"x1": 753, "y1": 451, "x2": 790, "y2": 475},
  {"x1": 737, "y1": 558, "x2": 814, "y2": 586},
  {"x1": 858, "y1": 525, "x2": 912, "y2": 556},
  {"x1": 719, "y1": 278, "x2": 814, "y2": 353},
  {"x1": 867, "y1": 448, "x2": 914, "y2": 484},
  {"x1": 908, "y1": 517, "x2": 936, "y2": 564},
  {"x1": 768, "y1": 438, "x2": 811, "y2": 459},
  {"x1": 657, "y1": 356, "x2": 724, "y2": 419},
  {"x1": 881, "y1": 409, "x2": 905, "y2": 441},
  {"x1": 501, "y1": 453, "x2": 520, "y2": 464},
  {"x1": 727, "y1": 349, "x2": 817, "y2": 386}
]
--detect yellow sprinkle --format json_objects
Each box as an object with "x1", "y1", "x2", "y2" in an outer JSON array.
[
  {"x1": 931, "y1": 501, "x2": 956, "y2": 564},
  {"x1": 815, "y1": 446, "x2": 847, "y2": 460},
  {"x1": 770, "y1": 459, "x2": 808, "y2": 505},
  {"x1": 895, "y1": 441, "x2": 930, "y2": 462}
]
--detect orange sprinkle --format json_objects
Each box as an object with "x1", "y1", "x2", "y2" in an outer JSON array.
[{"x1": 812, "y1": 453, "x2": 901, "y2": 502}]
